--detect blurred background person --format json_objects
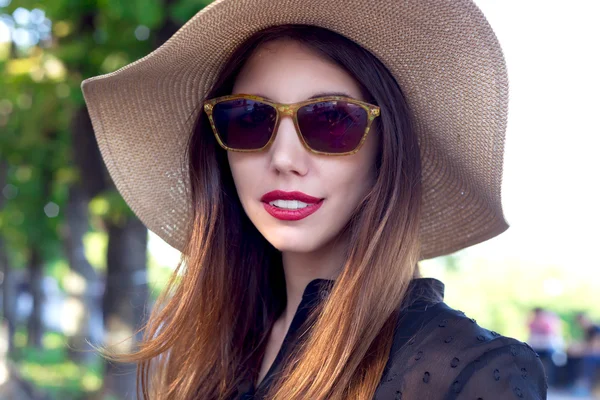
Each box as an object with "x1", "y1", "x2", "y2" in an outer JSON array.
[
  {"x1": 528, "y1": 306, "x2": 564, "y2": 387},
  {"x1": 568, "y1": 312, "x2": 600, "y2": 397}
]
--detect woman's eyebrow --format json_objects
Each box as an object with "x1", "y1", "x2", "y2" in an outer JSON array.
[{"x1": 307, "y1": 91, "x2": 354, "y2": 99}]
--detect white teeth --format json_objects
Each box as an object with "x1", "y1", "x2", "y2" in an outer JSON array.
[{"x1": 269, "y1": 199, "x2": 311, "y2": 209}]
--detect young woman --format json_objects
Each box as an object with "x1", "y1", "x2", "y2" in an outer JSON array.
[{"x1": 81, "y1": 1, "x2": 548, "y2": 399}]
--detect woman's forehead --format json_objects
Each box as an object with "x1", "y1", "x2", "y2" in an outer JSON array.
[{"x1": 233, "y1": 40, "x2": 364, "y2": 102}]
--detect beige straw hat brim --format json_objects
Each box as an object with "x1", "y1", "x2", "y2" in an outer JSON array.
[{"x1": 80, "y1": 0, "x2": 509, "y2": 260}]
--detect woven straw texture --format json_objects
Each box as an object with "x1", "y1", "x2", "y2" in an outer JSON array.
[{"x1": 80, "y1": 0, "x2": 509, "y2": 260}]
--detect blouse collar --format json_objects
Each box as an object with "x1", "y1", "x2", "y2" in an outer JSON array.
[{"x1": 301, "y1": 277, "x2": 445, "y2": 306}]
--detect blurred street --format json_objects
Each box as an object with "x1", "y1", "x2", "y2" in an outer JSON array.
[{"x1": 549, "y1": 390, "x2": 598, "y2": 400}]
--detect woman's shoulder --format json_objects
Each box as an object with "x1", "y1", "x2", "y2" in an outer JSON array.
[{"x1": 374, "y1": 301, "x2": 549, "y2": 399}]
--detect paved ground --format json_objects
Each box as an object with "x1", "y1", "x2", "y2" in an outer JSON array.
[
  {"x1": 0, "y1": 374, "x2": 596, "y2": 399},
  {"x1": 0, "y1": 361, "x2": 50, "y2": 400},
  {"x1": 549, "y1": 389, "x2": 599, "y2": 400},
  {"x1": 2, "y1": 385, "x2": 589, "y2": 400}
]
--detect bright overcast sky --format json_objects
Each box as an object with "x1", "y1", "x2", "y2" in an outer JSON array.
[{"x1": 462, "y1": 0, "x2": 600, "y2": 270}]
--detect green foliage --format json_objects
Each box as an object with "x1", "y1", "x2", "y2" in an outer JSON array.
[
  {"x1": 147, "y1": 251, "x2": 178, "y2": 300},
  {"x1": 0, "y1": 77, "x2": 70, "y2": 265},
  {"x1": 89, "y1": 190, "x2": 135, "y2": 226},
  {"x1": 0, "y1": 0, "x2": 174, "y2": 263},
  {"x1": 13, "y1": 329, "x2": 104, "y2": 399},
  {"x1": 169, "y1": 0, "x2": 214, "y2": 24},
  {"x1": 133, "y1": 0, "x2": 164, "y2": 28},
  {"x1": 421, "y1": 253, "x2": 600, "y2": 343}
]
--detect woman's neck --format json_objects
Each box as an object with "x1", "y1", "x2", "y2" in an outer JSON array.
[{"x1": 278, "y1": 234, "x2": 345, "y2": 330}]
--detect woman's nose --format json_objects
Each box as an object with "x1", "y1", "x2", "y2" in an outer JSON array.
[{"x1": 268, "y1": 116, "x2": 309, "y2": 175}]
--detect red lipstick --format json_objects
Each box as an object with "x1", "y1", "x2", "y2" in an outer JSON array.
[{"x1": 261, "y1": 190, "x2": 324, "y2": 221}]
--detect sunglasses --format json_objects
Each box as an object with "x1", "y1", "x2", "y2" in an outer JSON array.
[{"x1": 202, "y1": 94, "x2": 380, "y2": 156}]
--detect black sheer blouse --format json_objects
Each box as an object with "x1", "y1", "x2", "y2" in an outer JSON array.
[{"x1": 238, "y1": 278, "x2": 548, "y2": 399}]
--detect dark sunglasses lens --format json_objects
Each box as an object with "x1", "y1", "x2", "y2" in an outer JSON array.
[
  {"x1": 212, "y1": 99, "x2": 277, "y2": 149},
  {"x1": 297, "y1": 101, "x2": 369, "y2": 153}
]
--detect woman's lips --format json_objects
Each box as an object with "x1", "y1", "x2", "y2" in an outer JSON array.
[
  {"x1": 262, "y1": 199, "x2": 324, "y2": 221},
  {"x1": 261, "y1": 190, "x2": 322, "y2": 203}
]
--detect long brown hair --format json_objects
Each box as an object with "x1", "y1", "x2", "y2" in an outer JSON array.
[{"x1": 116, "y1": 24, "x2": 422, "y2": 399}]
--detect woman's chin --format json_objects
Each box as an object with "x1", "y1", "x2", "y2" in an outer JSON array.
[{"x1": 265, "y1": 234, "x2": 323, "y2": 254}]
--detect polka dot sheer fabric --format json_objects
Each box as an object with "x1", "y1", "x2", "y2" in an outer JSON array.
[
  {"x1": 373, "y1": 303, "x2": 548, "y2": 399},
  {"x1": 240, "y1": 278, "x2": 548, "y2": 399}
]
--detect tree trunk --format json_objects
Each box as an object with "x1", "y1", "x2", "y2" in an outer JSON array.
[
  {"x1": 63, "y1": 184, "x2": 103, "y2": 364},
  {"x1": 96, "y1": 3, "x2": 176, "y2": 396},
  {"x1": 63, "y1": 105, "x2": 109, "y2": 364},
  {"x1": 0, "y1": 161, "x2": 16, "y2": 353},
  {"x1": 0, "y1": 238, "x2": 16, "y2": 354},
  {"x1": 26, "y1": 248, "x2": 43, "y2": 348},
  {"x1": 102, "y1": 217, "x2": 148, "y2": 399},
  {"x1": 25, "y1": 153, "x2": 54, "y2": 348}
]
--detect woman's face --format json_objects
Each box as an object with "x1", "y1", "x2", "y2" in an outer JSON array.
[{"x1": 228, "y1": 39, "x2": 379, "y2": 253}]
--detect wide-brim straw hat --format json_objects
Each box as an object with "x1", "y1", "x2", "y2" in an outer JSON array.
[{"x1": 80, "y1": 0, "x2": 509, "y2": 260}]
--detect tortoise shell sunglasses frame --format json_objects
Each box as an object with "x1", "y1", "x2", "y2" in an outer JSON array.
[{"x1": 202, "y1": 93, "x2": 381, "y2": 156}]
